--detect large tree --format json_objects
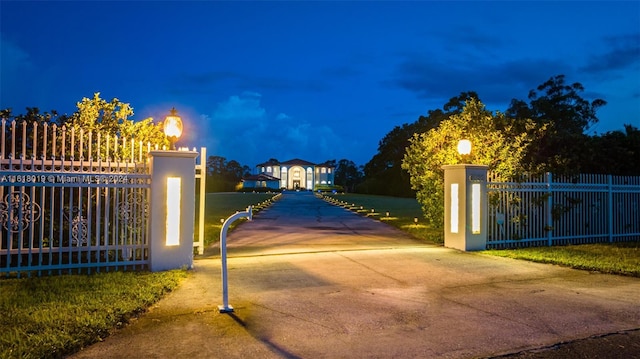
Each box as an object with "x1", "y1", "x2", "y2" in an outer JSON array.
[
  {"x1": 506, "y1": 75, "x2": 607, "y2": 174},
  {"x1": 360, "y1": 92, "x2": 479, "y2": 197},
  {"x1": 206, "y1": 155, "x2": 251, "y2": 192},
  {"x1": 333, "y1": 159, "x2": 363, "y2": 193},
  {"x1": 580, "y1": 124, "x2": 640, "y2": 176},
  {"x1": 402, "y1": 98, "x2": 541, "y2": 227}
]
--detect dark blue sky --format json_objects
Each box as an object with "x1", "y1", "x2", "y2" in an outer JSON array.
[{"x1": 1, "y1": 1, "x2": 639, "y2": 168}]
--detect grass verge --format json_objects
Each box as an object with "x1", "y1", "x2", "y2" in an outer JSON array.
[
  {"x1": 322, "y1": 193, "x2": 443, "y2": 243},
  {"x1": 199, "y1": 192, "x2": 280, "y2": 247},
  {"x1": 0, "y1": 269, "x2": 187, "y2": 359},
  {"x1": 483, "y1": 241, "x2": 640, "y2": 277}
]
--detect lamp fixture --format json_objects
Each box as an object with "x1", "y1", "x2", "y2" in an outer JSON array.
[
  {"x1": 457, "y1": 139, "x2": 471, "y2": 156},
  {"x1": 163, "y1": 107, "x2": 183, "y2": 150}
]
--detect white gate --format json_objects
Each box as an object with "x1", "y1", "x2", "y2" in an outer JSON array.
[{"x1": 0, "y1": 119, "x2": 207, "y2": 277}]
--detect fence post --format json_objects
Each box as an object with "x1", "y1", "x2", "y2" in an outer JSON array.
[
  {"x1": 546, "y1": 172, "x2": 553, "y2": 246},
  {"x1": 442, "y1": 164, "x2": 488, "y2": 251},
  {"x1": 608, "y1": 174, "x2": 613, "y2": 243},
  {"x1": 148, "y1": 150, "x2": 199, "y2": 272}
]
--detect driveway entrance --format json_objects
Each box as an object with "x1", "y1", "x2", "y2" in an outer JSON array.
[{"x1": 72, "y1": 191, "x2": 640, "y2": 359}]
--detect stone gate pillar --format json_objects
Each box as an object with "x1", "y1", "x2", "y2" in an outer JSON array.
[
  {"x1": 148, "y1": 150, "x2": 199, "y2": 271},
  {"x1": 442, "y1": 164, "x2": 488, "y2": 251}
]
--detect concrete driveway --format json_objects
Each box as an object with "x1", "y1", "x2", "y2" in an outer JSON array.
[{"x1": 72, "y1": 191, "x2": 640, "y2": 359}]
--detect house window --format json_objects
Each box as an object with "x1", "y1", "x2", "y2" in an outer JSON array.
[
  {"x1": 328, "y1": 168, "x2": 332, "y2": 173},
  {"x1": 307, "y1": 167, "x2": 312, "y2": 173},
  {"x1": 321, "y1": 168, "x2": 326, "y2": 174},
  {"x1": 267, "y1": 166, "x2": 272, "y2": 173},
  {"x1": 293, "y1": 170, "x2": 300, "y2": 179},
  {"x1": 282, "y1": 167, "x2": 287, "y2": 173}
]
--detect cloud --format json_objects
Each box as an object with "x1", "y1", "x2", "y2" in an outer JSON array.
[
  {"x1": 581, "y1": 33, "x2": 640, "y2": 74},
  {"x1": 205, "y1": 92, "x2": 348, "y2": 167},
  {"x1": 389, "y1": 53, "x2": 572, "y2": 108},
  {"x1": 212, "y1": 91, "x2": 265, "y2": 123},
  {"x1": 275, "y1": 113, "x2": 291, "y2": 121}
]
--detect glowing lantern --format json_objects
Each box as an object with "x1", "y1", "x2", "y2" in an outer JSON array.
[
  {"x1": 163, "y1": 107, "x2": 183, "y2": 150},
  {"x1": 457, "y1": 139, "x2": 471, "y2": 156}
]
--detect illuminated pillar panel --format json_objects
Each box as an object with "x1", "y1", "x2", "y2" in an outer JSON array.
[
  {"x1": 148, "y1": 150, "x2": 199, "y2": 271},
  {"x1": 166, "y1": 177, "x2": 181, "y2": 246},
  {"x1": 450, "y1": 183, "x2": 459, "y2": 233},
  {"x1": 442, "y1": 164, "x2": 488, "y2": 251}
]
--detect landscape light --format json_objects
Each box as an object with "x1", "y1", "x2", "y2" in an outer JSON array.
[{"x1": 163, "y1": 107, "x2": 183, "y2": 150}]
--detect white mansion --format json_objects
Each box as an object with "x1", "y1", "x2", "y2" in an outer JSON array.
[{"x1": 241, "y1": 158, "x2": 335, "y2": 190}]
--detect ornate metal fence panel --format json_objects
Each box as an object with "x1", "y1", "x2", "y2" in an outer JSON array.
[
  {"x1": 1, "y1": 119, "x2": 158, "y2": 277},
  {"x1": 486, "y1": 172, "x2": 640, "y2": 249}
]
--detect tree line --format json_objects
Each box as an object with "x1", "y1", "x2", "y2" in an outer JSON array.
[
  {"x1": 360, "y1": 75, "x2": 639, "y2": 200},
  {"x1": 4, "y1": 75, "x2": 638, "y2": 206}
]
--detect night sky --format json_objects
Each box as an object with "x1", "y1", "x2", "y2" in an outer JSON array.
[{"x1": 1, "y1": 1, "x2": 638, "y2": 168}]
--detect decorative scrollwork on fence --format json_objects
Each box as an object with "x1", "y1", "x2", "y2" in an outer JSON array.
[
  {"x1": 63, "y1": 207, "x2": 88, "y2": 247},
  {"x1": 0, "y1": 191, "x2": 41, "y2": 232},
  {"x1": 119, "y1": 191, "x2": 149, "y2": 228},
  {"x1": 71, "y1": 215, "x2": 88, "y2": 246}
]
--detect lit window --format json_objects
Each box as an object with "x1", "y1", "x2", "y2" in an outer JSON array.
[
  {"x1": 328, "y1": 168, "x2": 332, "y2": 173},
  {"x1": 267, "y1": 166, "x2": 272, "y2": 173},
  {"x1": 321, "y1": 168, "x2": 326, "y2": 174}
]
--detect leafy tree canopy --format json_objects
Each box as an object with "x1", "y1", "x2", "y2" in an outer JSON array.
[
  {"x1": 333, "y1": 159, "x2": 364, "y2": 193},
  {"x1": 402, "y1": 98, "x2": 543, "y2": 227},
  {"x1": 506, "y1": 75, "x2": 608, "y2": 174}
]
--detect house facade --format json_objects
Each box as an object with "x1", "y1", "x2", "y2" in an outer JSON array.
[{"x1": 242, "y1": 158, "x2": 335, "y2": 190}]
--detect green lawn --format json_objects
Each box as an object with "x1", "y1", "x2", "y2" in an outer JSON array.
[
  {"x1": 1, "y1": 191, "x2": 638, "y2": 358},
  {"x1": 199, "y1": 192, "x2": 280, "y2": 246},
  {"x1": 483, "y1": 241, "x2": 640, "y2": 277},
  {"x1": 0, "y1": 270, "x2": 187, "y2": 359},
  {"x1": 321, "y1": 193, "x2": 443, "y2": 243}
]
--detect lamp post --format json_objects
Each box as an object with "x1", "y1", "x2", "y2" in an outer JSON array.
[
  {"x1": 443, "y1": 138, "x2": 488, "y2": 251},
  {"x1": 163, "y1": 107, "x2": 183, "y2": 150}
]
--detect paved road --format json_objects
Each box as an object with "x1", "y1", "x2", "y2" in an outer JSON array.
[{"x1": 72, "y1": 191, "x2": 640, "y2": 359}]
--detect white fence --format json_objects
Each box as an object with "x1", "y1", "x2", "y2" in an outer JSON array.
[
  {"x1": 0, "y1": 119, "x2": 206, "y2": 277},
  {"x1": 486, "y1": 172, "x2": 640, "y2": 249}
]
